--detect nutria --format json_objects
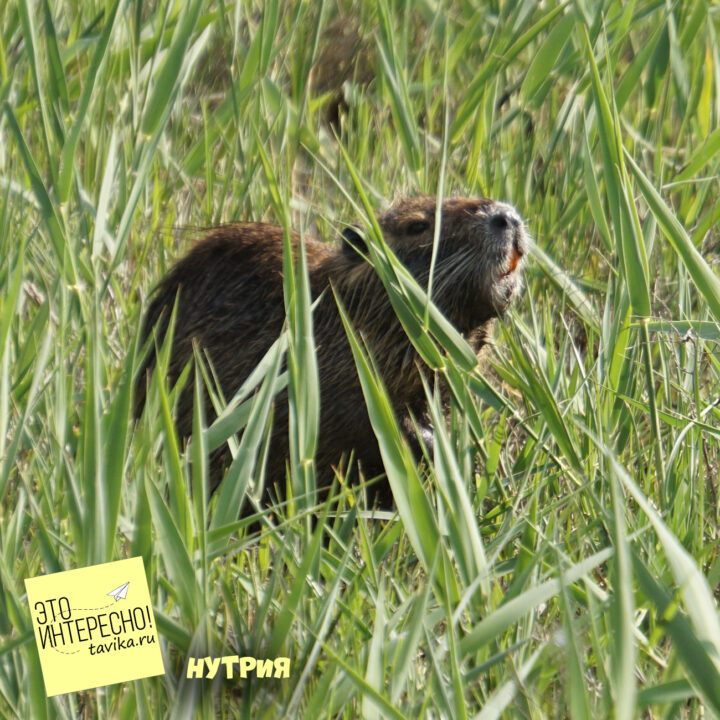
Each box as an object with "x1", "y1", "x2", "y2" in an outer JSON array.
[{"x1": 135, "y1": 196, "x2": 527, "y2": 507}]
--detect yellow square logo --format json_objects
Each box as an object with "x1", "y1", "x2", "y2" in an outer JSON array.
[{"x1": 25, "y1": 556, "x2": 165, "y2": 696}]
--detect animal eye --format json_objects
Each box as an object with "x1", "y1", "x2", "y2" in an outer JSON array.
[{"x1": 406, "y1": 220, "x2": 430, "y2": 235}]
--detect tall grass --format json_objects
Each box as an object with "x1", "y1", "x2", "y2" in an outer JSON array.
[{"x1": 1, "y1": 0, "x2": 720, "y2": 717}]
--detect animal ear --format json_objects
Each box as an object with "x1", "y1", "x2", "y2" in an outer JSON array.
[{"x1": 341, "y1": 226, "x2": 367, "y2": 260}]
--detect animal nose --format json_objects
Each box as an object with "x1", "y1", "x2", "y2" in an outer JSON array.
[
  {"x1": 485, "y1": 202, "x2": 527, "y2": 263},
  {"x1": 489, "y1": 207, "x2": 521, "y2": 233}
]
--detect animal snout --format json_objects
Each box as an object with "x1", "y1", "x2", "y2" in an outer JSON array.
[
  {"x1": 486, "y1": 202, "x2": 526, "y2": 252},
  {"x1": 481, "y1": 201, "x2": 528, "y2": 278},
  {"x1": 487, "y1": 203, "x2": 522, "y2": 234}
]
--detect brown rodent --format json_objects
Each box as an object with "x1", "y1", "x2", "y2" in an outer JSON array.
[{"x1": 135, "y1": 196, "x2": 528, "y2": 507}]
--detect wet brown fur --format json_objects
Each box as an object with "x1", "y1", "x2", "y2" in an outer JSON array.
[{"x1": 136, "y1": 197, "x2": 526, "y2": 506}]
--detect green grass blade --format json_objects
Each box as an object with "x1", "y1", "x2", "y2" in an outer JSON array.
[
  {"x1": 608, "y1": 472, "x2": 636, "y2": 718},
  {"x1": 520, "y1": 12, "x2": 575, "y2": 104},
  {"x1": 3, "y1": 104, "x2": 74, "y2": 284},
  {"x1": 363, "y1": 581, "x2": 386, "y2": 720},
  {"x1": 140, "y1": 0, "x2": 204, "y2": 137},
  {"x1": 57, "y1": 0, "x2": 121, "y2": 204},
  {"x1": 145, "y1": 476, "x2": 199, "y2": 622},
  {"x1": 458, "y1": 547, "x2": 614, "y2": 656},
  {"x1": 450, "y1": 3, "x2": 568, "y2": 142},
  {"x1": 475, "y1": 646, "x2": 545, "y2": 720},
  {"x1": 209, "y1": 334, "x2": 285, "y2": 533},
  {"x1": 625, "y1": 150, "x2": 720, "y2": 322},
  {"x1": 335, "y1": 292, "x2": 442, "y2": 591}
]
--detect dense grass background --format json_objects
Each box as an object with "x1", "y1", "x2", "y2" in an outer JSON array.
[{"x1": 1, "y1": 0, "x2": 720, "y2": 717}]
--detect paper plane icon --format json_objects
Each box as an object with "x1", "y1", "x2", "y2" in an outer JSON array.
[{"x1": 107, "y1": 581, "x2": 130, "y2": 602}]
